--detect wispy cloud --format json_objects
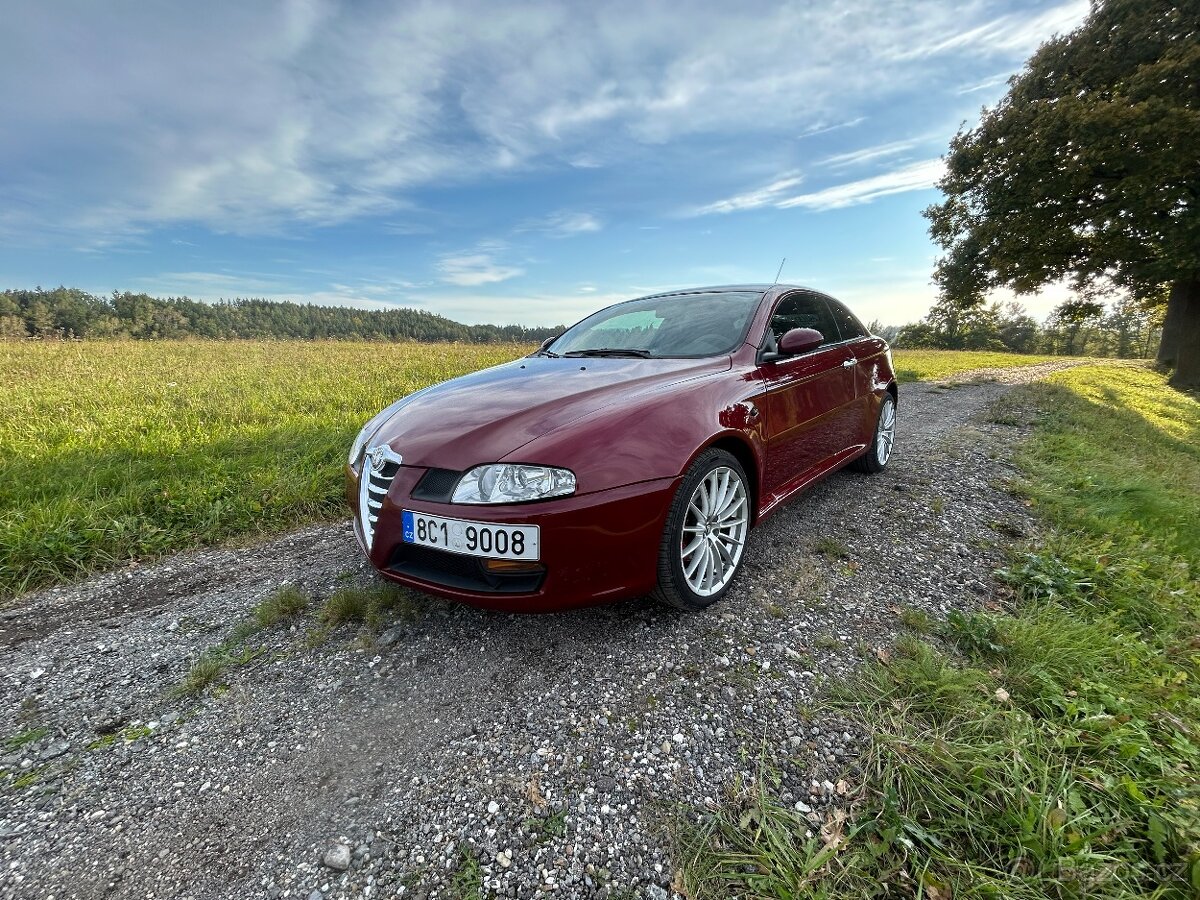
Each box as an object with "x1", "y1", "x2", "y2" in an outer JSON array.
[
  {"x1": 521, "y1": 211, "x2": 604, "y2": 237},
  {"x1": 134, "y1": 271, "x2": 287, "y2": 296},
  {"x1": 436, "y1": 253, "x2": 524, "y2": 287},
  {"x1": 891, "y1": 0, "x2": 1087, "y2": 60},
  {"x1": 692, "y1": 172, "x2": 804, "y2": 216},
  {"x1": 778, "y1": 159, "x2": 945, "y2": 210},
  {"x1": 696, "y1": 158, "x2": 944, "y2": 216},
  {"x1": 820, "y1": 140, "x2": 917, "y2": 169},
  {"x1": 956, "y1": 73, "x2": 1012, "y2": 94},
  {"x1": 796, "y1": 117, "x2": 866, "y2": 140}
]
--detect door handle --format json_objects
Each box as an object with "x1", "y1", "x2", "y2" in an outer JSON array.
[{"x1": 841, "y1": 357, "x2": 858, "y2": 368}]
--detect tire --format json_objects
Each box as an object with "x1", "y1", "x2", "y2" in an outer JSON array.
[
  {"x1": 852, "y1": 392, "x2": 896, "y2": 474},
  {"x1": 654, "y1": 448, "x2": 751, "y2": 611}
]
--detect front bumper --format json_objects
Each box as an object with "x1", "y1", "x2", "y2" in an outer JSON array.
[{"x1": 345, "y1": 465, "x2": 679, "y2": 612}]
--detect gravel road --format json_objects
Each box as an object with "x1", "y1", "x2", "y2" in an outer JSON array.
[{"x1": 0, "y1": 365, "x2": 1071, "y2": 900}]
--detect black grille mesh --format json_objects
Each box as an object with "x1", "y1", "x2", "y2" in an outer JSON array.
[
  {"x1": 411, "y1": 468, "x2": 463, "y2": 501},
  {"x1": 388, "y1": 545, "x2": 544, "y2": 594}
]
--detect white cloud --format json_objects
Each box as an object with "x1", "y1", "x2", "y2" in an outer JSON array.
[
  {"x1": 404, "y1": 290, "x2": 629, "y2": 326},
  {"x1": 777, "y1": 159, "x2": 946, "y2": 211},
  {"x1": 820, "y1": 140, "x2": 918, "y2": 169},
  {"x1": 522, "y1": 211, "x2": 604, "y2": 237},
  {"x1": 888, "y1": 0, "x2": 1087, "y2": 60},
  {"x1": 692, "y1": 173, "x2": 804, "y2": 216},
  {"x1": 956, "y1": 73, "x2": 1012, "y2": 95},
  {"x1": 134, "y1": 270, "x2": 287, "y2": 296},
  {"x1": 0, "y1": 0, "x2": 1089, "y2": 239},
  {"x1": 797, "y1": 118, "x2": 867, "y2": 140},
  {"x1": 695, "y1": 158, "x2": 944, "y2": 216},
  {"x1": 437, "y1": 253, "x2": 524, "y2": 287}
]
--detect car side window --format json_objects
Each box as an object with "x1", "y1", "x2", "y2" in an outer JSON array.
[
  {"x1": 767, "y1": 293, "x2": 839, "y2": 349},
  {"x1": 824, "y1": 298, "x2": 869, "y2": 341}
]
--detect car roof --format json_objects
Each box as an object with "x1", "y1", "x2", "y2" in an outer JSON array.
[{"x1": 636, "y1": 283, "x2": 823, "y2": 300}]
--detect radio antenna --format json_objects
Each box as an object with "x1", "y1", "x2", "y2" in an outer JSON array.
[{"x1": 772, "y1": 257, "x2": 787, "y2": 285}]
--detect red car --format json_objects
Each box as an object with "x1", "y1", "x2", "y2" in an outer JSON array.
[{"x1": 346, "y1": 285, "x2": 896, "y2": 612}]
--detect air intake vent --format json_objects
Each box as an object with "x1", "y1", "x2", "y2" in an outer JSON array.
[
  {"x1": 358, "y1": 446, "x2": 403, "y2": 550},
  {"x1": 411, "y1": 467, "x2": 463, "y2": 502}
]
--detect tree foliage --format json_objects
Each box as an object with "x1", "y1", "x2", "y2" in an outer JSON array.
[
  {"x1": 0, "y1": 287, "x2": 563, "y2": 343},
  {"x1": 895, "y1": 297, "x2": 1161, "y2": 358},
  {"x1": 925, "y1": 0, "x2": 1200, "y2": 306}
]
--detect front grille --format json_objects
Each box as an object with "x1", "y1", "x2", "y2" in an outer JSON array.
[
  {"x1": 388, "y1": 545, "x2": 545, "y2": 594},
  {"x1": 412, "y1": 468, "x2": 463, "y2": 502},
  {"x1": 358, "y1": 446, "x2": 403, "y2": 549}
]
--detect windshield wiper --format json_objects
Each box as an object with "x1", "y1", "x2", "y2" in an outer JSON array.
[
  {"x1": 535, "y1": 348, "x2": 561, "y2": 358},
  {"x1": 562, "y1": 348, "x2": 654, "y2": 359}
]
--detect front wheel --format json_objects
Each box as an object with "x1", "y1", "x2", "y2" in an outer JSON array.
[
  {"x1": 654, "y1": 449, "x2": 750, "y2": 611},
  {"x1": 853, "y1": 393, "x2": 896, "y2": 474}
]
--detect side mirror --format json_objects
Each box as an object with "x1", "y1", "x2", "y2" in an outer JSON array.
[
  {"x1": 778, "y1": 327, "x2": 824, "y2": 355},
  {"x1": 538, "y1": 336, "x2": 557, "y2": 351}
]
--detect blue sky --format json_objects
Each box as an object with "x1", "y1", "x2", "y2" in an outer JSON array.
[{"x1": 0, "y1": 0, "x2": 1088, "y2": 326}]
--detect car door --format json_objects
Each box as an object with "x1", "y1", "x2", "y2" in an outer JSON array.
[
  {"x1": 822, "y1": 295, "x2": 877, "y2": 446},
  {"x1": 758, "y1": 292, "x2": 859, "y2": 496}
]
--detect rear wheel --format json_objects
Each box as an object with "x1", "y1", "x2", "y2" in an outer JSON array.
[
  {"x1": 654, "y1": 449, "x2": 750, "y2": 611},
  {"x1": 853, "y1": 393, "x2": 896, "y2": 474}
]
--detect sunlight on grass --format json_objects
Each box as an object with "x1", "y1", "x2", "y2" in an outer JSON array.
[{"x1": 892, "y1": 349, "x2": 1060, "y2": 382}]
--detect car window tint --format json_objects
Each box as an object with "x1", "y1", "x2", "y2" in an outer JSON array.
[
  {"x1": 767, "y1": 293, "x2": 839, "y2": 348},
  {"x1": 825, "y1": 298, "x2": 868, "y2": 340}
]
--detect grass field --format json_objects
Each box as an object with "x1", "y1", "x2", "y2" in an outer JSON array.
[
  {"x1": 0, "y1": 341, "x2": 1081, "y2": 601},
  {"x1": 0, "y1": 340, "x2": 528, "y2": 600},
  {"x1": 681, "y1": 364, "x2": 1200, "y2": 898},
  {"x1": 891, "y1": 348, "x2": 1059, "y2": 382}
]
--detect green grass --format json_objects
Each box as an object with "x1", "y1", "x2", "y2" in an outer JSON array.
[
  {"x1": 680, "y1": 364, "x2": 1200, "y2": 898},
  {"x1": 892, "y1": 349, "x2": 1060, "y2": 382},
  {"x1": 172, "y1": 584, "x2": 312, "y2": 696},
  {"x1": 4, "y1": 726, "x2": 49, "y2": 751},
  {"x1": 253, "y1": 584, "x2": 308, "y2": 626},
  {"x1": 811, "y1": 535, "x2": 850, "y2": 559},
  {"x1": 525, "y1": 808, "x2": 568, "y2": 844},
  {"x1": 0, "y1": 340, "x2": 530, "y2": 600},
  {"x1": 448, "y1": 848, "x2": 485, "y2": 900},
  {"x1": 319, "y1": 582, "x2": 417, "y2": 629},
  {"x1": 87, "y1": 723, "x2": 154, "y2": 751}
]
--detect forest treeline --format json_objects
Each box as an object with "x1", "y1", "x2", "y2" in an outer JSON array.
[
  {"x1": 872, "y1": 296, "x2": 1161, "y2": 359},
  {"x1": 0, "y1": 287, "x2": 562, "y2": 343},
  {"x1": 3, "y1": 286, "x2": 1162, "y2": 358}
]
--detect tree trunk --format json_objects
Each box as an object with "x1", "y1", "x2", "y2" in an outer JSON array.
[
  {"x1": 1158, "y1": 279, "x2": 1190, "y2": 364},
  {"x1": 1166, "y1": 276, "x2": 1200, "y2": 390}
]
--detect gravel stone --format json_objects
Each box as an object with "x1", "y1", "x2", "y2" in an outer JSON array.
[
  {"x1": 0, "y1": 363, "x2": 1076, "y2": 899},
  {"x1": 322, "y1": 844, "x2": 352, "y2": 872}
]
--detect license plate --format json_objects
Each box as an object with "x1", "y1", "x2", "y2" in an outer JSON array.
[{"x1": 401, "y1": 510, "x2": 540, "y2": 560}]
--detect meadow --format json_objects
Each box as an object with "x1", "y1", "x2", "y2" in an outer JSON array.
[
  {"x1": 0, "y1": 341, "x2": 526, "y2": 599},
  {"x1": 889, "y1": 348, "x2": 1058, "y2": 382},
  {"x1": 682, "y1": 364, "x2": 1200, "y2": 898},
  {"x1": 0, "y1": 341, "x2": 1066, "y2": 600}
]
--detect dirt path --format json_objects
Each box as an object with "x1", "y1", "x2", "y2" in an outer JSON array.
[{"x1": 2, "y1": 369, "x2": 1051, "y2": 900}]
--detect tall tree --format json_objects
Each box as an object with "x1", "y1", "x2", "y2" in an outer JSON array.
[{"x1": 925, "y1": 0, "x2": 1200, "y2": 387}]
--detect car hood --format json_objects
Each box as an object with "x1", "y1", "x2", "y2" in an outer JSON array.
[{"x1": 368, "y1": 355, "x2": 731, "y2": 471}]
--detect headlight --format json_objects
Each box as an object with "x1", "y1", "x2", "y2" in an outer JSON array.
[
  {"x1": 348, "y1": 387, "x2": 434, "y2": 467},
  {"x1": 452, "y1": 464, "x2": 576, "y2": 504}
]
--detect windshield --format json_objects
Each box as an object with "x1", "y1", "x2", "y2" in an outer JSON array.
[{"x1": 547, "y1": 291, "x2": 762, "y2": 358}]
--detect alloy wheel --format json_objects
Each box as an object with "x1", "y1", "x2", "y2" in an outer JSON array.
[
  {"x1": 680, "y1": 466, "x2": 749, "y2": 597},
  {"x1": 876, "y1": 397, "x2": 896, "y2": 466}
]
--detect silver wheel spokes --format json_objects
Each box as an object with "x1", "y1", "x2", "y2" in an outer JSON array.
[
  {"x1": 877, "y1": 399, "x2": 896, "y2": 465},
  {"x1": 681, "y1": 466, "x2": 749, "y2": 597}
]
